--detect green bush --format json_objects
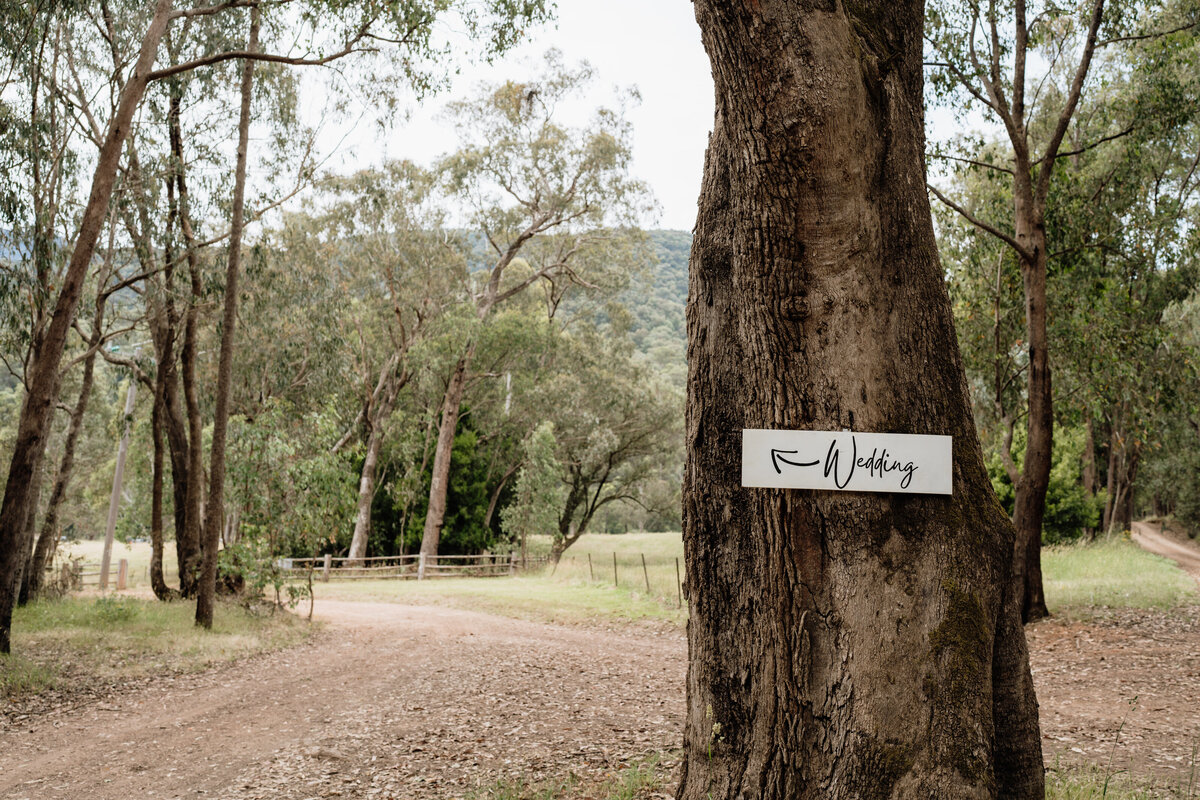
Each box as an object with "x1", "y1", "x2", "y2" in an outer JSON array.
[
  {"x1": 987, "y1": 425, "x2": 1104, "y2": 544},
  {"x1": 92, "y1": 597, "x2": 140, "y2": 625}
]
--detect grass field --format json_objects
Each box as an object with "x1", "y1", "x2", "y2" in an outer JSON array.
[
  {"x1": 314, "y1": 529, "x2": 1198, "y2": 627},
  {"x1": 1043, "y1": 533, "x2": 1199, "y2": 612},
  {"x1": 1, "y1": 595, "x2": 313, "y2": 699},
  {"x1": 47, "y1": 527, "x2": 1197, "y2": 626}
]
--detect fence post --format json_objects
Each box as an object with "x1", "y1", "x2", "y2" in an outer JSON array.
[
  {"x1": 613, "y1": 552, "x2": 618, "y2": 586},
  {"x1": 509, "y1": 551, "x2": 517, "y2": 576},
  {"x1": 641, "y1": 553, "x2": 651, "y2": 594},
  {"x1": 116, "y1": 559, "x2": 128, "y2": 591},
  {"x1": 418, "y1": 552, "x2": 427, "y2": 580},
  {"x1": 588, "y1": 553, "x2": 594, "y2": 581},
  {"x1": 676, "y1": 557, "x2": 683, "y2": 608},
  {"x1": 322, "y1": 553, "x2": 332, "y2": 582}
]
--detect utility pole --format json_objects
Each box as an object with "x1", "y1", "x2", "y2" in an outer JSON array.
[{"x1": 99, "y1": 376, "x2": 137, "y2": 589}]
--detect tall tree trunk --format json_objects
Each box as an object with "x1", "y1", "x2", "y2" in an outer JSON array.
[
  {"x1": 1082, "y1": 413, "x2": 1097, "y2": 539},
  {"x1": 1120, "y1": 447, "x2": 1140, "y2": 530},
  {"x1": 149, "y1": 363, "x2": 175, "y2": 600},
  {"x1": 166, "y1": 77, "x2": 205, "y2": 597},
  {"x1": 1103, "y1": 423, "x2": 1120, "y2": 533},
  {"x1": 1010, "y1": 192, "x2": 1052, "y2": 622},
  {"x1": 348, "y1": 419, "x2": 386, "y2": 562},
  {"x1": 14, "y1": 465, "x2": 46, "y2": 605},
  {"x1": 347, "y1": 358, "x2": 403, "y2": 562},
  {"x1": 418, "y1": 348, "x2": 474, "y2": 575},
  {"x1": 0, "y1": 1, "x2": 173, "y2": 653},
  {"x1": 679, "y1": 3, "x2": 1043, "y2": 798},
  {"x1": 196, "y1": 6, "x2": 259, "y2": 629}
]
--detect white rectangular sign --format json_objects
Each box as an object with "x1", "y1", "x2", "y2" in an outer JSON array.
[{"x1": 742, "y1": 429, "x2": 953, "y2": 495}]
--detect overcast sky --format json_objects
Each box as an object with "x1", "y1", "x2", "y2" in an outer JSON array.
[
  {"x1": 314, "y1": 1, "x2": 714, "y2": 232},
  {"x1": 311, "y1": 3, "x2": 974, "y2": 233}
]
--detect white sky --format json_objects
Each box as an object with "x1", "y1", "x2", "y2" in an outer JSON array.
[
  {"x1": 313, "y1": 1, "x2": 715, "y2": 232},
  {"x1": 307, "y1": 2, "x2": 977, "y2": 233}
]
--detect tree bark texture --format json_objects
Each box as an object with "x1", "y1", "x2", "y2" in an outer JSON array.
[
  {"x1": 0, "y1": 0, "x2": 172, "y2": 653},
  {"x1": 150, "y1": 363, "x2": 175, "y2": 600},
  {"x1": 679, "y1": 3, "x2": 1043, "y2": 798},
  {"x1": 14, "y1": 465, "x2": 45, "y2": 606},
  {"x1": 196, "y1": 6, "x2": 259, "y2": 629}
]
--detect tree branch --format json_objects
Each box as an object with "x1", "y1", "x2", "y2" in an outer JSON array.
[
  {"x1": 927, "y1": 183, "x2": 1033, "y2": 260},
  {"x1": 1034, "y1": 0, "x2": 1106, "y2": 201},
  {"x1": 1034, "y1": 125, "x2": 1134, "y2": 166}
]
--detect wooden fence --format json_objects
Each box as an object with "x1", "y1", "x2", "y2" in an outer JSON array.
[
  {"x1": 279, "y1": 553, "x2": 551, "y2": 581},
  {"x1": 68, "y1": 558, "x2": 129, "y2": 590}
]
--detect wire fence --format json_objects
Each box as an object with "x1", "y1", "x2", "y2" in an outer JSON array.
[
  {"x1": 278, "y1": 552, "x2": 551, "y2": 581},
  {"x1": 550, "y1": 552, "x2": 684, "y2": 608}
]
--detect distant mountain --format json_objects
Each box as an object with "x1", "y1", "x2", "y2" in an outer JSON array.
[{"x1": 626, "y1": 230, "x2": 690, "y2": 389}]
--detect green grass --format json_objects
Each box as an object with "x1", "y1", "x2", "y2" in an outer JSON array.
[
  {"x1": 3, "y1": 595, "x2": 314, "y2": 699},
  {"x1": 311, "y1": 528, "x2": 1198, "y2": 630},
  {"x1": 1043, "y1": 533, "x2": 1199, "y2": 613},
  {"x1": 317, "y1": 574, "x2": 685, "y2": 628},
  {"x1": 1047, "y1": 761, "x2": 1197, "y2": 799},
  {"x1": 466, "y1": 753, "x2": 672, "y2": 800}
]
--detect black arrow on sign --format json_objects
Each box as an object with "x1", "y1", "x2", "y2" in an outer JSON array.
[{"x1": 771, "y1": 449, "x2": 820, "y2": 474}]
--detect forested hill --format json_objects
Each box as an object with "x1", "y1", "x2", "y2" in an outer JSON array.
[{"x1": 628, "y1": 230, "x2": 690, "y2": 388}]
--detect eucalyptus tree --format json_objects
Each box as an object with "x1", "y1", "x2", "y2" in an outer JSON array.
[
  {"x1": 680, "y1": 1, "x2": 1042, "y2": 796},
  {"x1": 500, "y1": 421, "x2": 563, "y2": 562},
  {"x1": 273, "y1": 162, "x2": 468, "y2": 562},
  {"x1": 0, "y1": 0, "x2": 554, "y2": 648},
  {"x1": 926, "y1": 0, "x2": 1200, "y2": 620},
  {"x1": 416, "y1": 53, "x2": 653, "y2": 572},
  {"x1": 531, "y1": 324, "x2": 681, "y2": 561}
]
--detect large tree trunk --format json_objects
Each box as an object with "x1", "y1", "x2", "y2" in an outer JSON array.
[
  {"x1": 0, "y1": 1, "x2": 172, "y2": 654},
  {"x1": 1010, "y1": 188, "x2": 1052, "y2": 622},
  {"x1": 348, "y1": 417, "x2": 387, "y2": 562},
  {"x1": 196, "y1": 6, "x2": 259, "y2": 629},
  {"x1": 679, "y1": 3, "x2": 1043, "y2": 798},
  {"x1": 14, "y1": 465, "x2": 46, "y2": 605},
  {"x1": 418, "y1": 348, "x2": 473, "y2": 575}
]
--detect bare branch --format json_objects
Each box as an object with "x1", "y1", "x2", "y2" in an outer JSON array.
[
  {"x1": 1034, "y1": 125, "x2": 1134, "y2": 166},
  {"x1": 930, "y1": 151, "x2": 1015, "y2": 175},
  {"x1": 928, "y1": 183, "x2": 1033, "y2": 261},
  {"x1": 1034, "y1": 0, "x2": 1106, "y2": 201},
  {"x1": 1097, "y1": 19, "x2": 1199, "y2": 47}
]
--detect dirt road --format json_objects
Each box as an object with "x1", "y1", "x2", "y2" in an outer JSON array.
[
  {"x1": 1133, "y1": 521, "x2": 1200, "y2": 585},
  {"x1": 0, "y1": 602, "x2": 684, "y2": 800},
  {"x1": 3, "y1": 575, "x2": 1200, "y2": 797}
]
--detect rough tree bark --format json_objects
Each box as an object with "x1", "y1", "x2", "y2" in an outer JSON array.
[
  {"x1": 196, "y1": 5, "x2": 259, "y2": 629},
  {"x1": 678, "y1": 3, "x2": 1043, "y2": 798},
  {"x1": 0, "y1": 0, "x2": 173, "y2": 653}
]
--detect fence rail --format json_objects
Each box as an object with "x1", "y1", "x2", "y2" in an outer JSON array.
[
  {"x1": 279, "y1": 553, "x2": 551, "y2": 581},
  {"x1": 68, "y1": 558, "x2": 129, "y2": 590}
]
